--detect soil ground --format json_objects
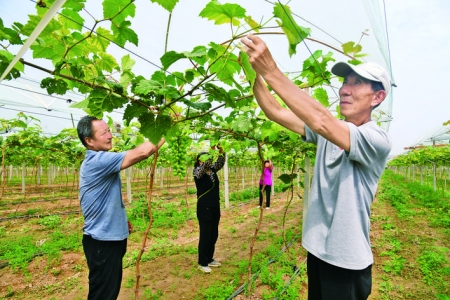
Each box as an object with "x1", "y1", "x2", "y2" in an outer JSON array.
[{"x1": 1, "y1": 176, "x2": 449, "y2": 299}]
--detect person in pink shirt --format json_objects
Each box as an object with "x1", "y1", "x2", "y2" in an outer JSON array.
[{"x1": 258, "y1": 160, "x2": 274, "y2": 209}]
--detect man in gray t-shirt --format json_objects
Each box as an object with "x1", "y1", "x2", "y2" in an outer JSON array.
[
  {"x1": 77, "y1": 116, "x2": 164, "y2": 300},
  {"x1": 242, "y1": 34, "x2": 393, "y2": 299}
]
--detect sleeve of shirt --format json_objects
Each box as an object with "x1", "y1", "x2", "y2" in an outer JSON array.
[
  {"x1": 193, "y1": 160, "x2": 212, "y2": 179},
  {"x1": 302, "y1": 124, "x2": 318, "y2": 145},
  {"x1": 211, "y1": 154, "x2": 225, "y2": 172},
  {"x1": 98, "y1": 151, "x2": 126, "y2": 175},
  {"x1": 347, "y1": 122, "x2": 392, "y2": 167}
]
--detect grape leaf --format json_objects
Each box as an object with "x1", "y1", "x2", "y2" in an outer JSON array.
[
  {"x1": 111, "y1": 20, "x2": 139, "y2": 47},
  {"x1": 90, "y1": 27, "x2": 113, "y2": 52},
  {"x1": 150, "y1": 0, "x2": 179, "y2": 12},
  {"x1": 63, "y1": 0, "x2": 86, "y2": 12},
  {"x1": 244, "y1": 15, "x2": 259, "y2": 32},
  {"x1": 60, "y1": 8, "x2": 84, "y2": 31},
  {"x1": 103, "y1": 0, "x2": 136, "y2": 25},
  {"x1": 278, "y1": 173, "x2": 298, "y2": 184},
  {"x1": 0, "y1": 62, "x2": 20, "y2": 80},
  {"x1": 121, "y1": 54, "x2": 135, "y2": 72},
  {"x1": 231, "y1": 115, "x2": 251, "y2": 132},
  {"x1": 87, "y1": 88, "x2": 128, "y2": 118},
  {"x1": 273, "y1": 3, "x2": 310, "y2": 57},
  {"x1": 139, "y1": 113, "x2": 171, "y2": 144},
  {"x1": 160, "y1": 51, "x2": 186, "y2": 70},
  {"x1": 123, "y1": 102, "x2": 149, "y2": 124},
  {"x1": 312, "y1": 87, "x2": 329, "y2": 107},
  {"x1": 40, "y1": 77, "x2": 69, "y2": 95},
  {"x1": 135, "y1": 79, "x2": 162, "y2": 95},
  {"x1": 95, "y1": 52, "x2": 119, "y2": 72},
  {"x1": 182, "y1": 99, "x2": 211, "y2": 111},
  {"x1": 199, "y1": 1, "x2": 246, "y2": 26},
  {"x1": 204, "y1": 83, "x2": 238, "y2": 108},
  {"x1": 208, "y1": 44, "x2": 240, "y2": 86},
  {"x1": 239, "y1": 50, "x2": 256, "y2": 87},
  {"x1": 69, "y1": 98, "x2": 89, "y2": 109},
  {"x1": 30, "y1": 42, "x2": 65, "y2": 60}
]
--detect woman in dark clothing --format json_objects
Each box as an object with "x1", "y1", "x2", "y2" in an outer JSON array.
[{"x1": 193, "y1": 145, "x2": 225, "y2": 273}]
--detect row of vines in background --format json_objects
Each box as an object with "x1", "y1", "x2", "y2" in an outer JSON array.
[
  {"x1": 0, "y1": 113, "x2": 312, "y2": 202},
  {"x1": 387, "y1": 145, "x2": 450, "y2": 195}
]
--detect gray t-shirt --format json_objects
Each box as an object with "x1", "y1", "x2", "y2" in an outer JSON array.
[
  {"x1": 302, "y1": 120, "x2": 392, "y2": 270},
  {"x1": 79, "y1": 150, "x2": 128, "y2": 241}
]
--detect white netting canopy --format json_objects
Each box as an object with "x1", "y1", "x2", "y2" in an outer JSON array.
[{"x1": 405, "y1": 123, "x2": 450, "y2": 150}]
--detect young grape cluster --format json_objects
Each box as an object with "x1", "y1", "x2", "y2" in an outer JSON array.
[{"x1": 168, "y1": 136, "x2": 191, "y2": 179}]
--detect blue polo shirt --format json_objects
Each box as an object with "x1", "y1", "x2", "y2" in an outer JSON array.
[{"x1": 79, "y1": 150, "x2": 128, "y2": 241}]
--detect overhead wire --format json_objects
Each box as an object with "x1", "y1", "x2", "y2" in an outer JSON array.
[
  {"x1": 275, "y1": 0, "x2": 341, "y2": 101},
  {"x1": 0, "y1": 106, "x2": 76, "y2": 121},
  {"x1": 27, "y1": 0, "x2": 198, "y2": 91},
  {"x1": 0, "y1": 82, "x2": 79, "y2": 103}
]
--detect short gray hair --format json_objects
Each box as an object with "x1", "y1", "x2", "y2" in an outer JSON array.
[{"x1": 77, "y1": 115, "x2": 99, "y2": 148}]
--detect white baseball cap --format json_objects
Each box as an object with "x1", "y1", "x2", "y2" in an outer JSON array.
[{"x1": 331, "y1": 61, "x2": 394, "y2": 96}]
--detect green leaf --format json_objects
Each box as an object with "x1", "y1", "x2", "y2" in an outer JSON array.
[
  {"x1": 88, "y1": 88, "x2": 128, "y2": 118},
  {"x1": 95, "y1": 52, "x2": 119, "y2": 72},
  {"x1": 261, "y1": 122, "x2": 279, "y2": 142},
  {"x1": 204, "y1": 83, "x2": 239, "y2": 108},
  {"x1": 239, "y1": 50, "x2": 256, "y2": 87},
  {"x1": 0, "y1": 50, "x2": 14, "y2": 61},
  {"x1": 342, "y1": 41, "x2": 364, "y2": 57},
  {"x1": 0, "y1": 26, "x2": 23, "y2": 45},
  {"x1": 121, "y1": 54, "x2": 135, "y2": 72},
  {"x1": 312, "y1": 87, "x2": 329, "y2": 107},
  {"x1": 40, "y1": 77, "x2": 69, "y2": 95},
  {"x1": 208, "y1": 44, "x2": 241, "y2": 86},
  {"x1": 0, "y1": 62, "x2": 20, "y2": 80},
  {"x1": 20, "y1": 15, "x2": 40, "y2": 36},
  {"x1": 273, "y1": 3, "x2": 310, "y2": 57},
  {"x1": 160, "y1": 51, "x2": 186, "y2": 70},
  {"x1": 244, "y1": 16, "x2": 260, "y2": 32},
  {"x1": 182, "y1": 99, "x2": 211, "y2": 111},
  {"x1": 278, "y1": 173, "x2": 297, "y2": 184},
  {"x1": 103, "y1": 0, "x2": 136, "y2": 25},
  {"x1": 63, "y1": 0, "x2": 86, "y2": 12},
  {"x1": 135, "y1": 79, "x2": 162, "y2": 95},
  {"x1": 139, "y1": 113, "x2": 171, "y2": 144},
  {"x1": 150, "y1": 0, "x2": 179, "y2": 12},
  {"x1": 123, "y1": 102, "x2": 149, "y2": 124},
  {"x1": 199, "y1": 1, "x2": 246, "y2": 26},
  {"x1": 111, "y1": 20, "x2": 139, "y2": 47},
  {"x1": 189, "y1": 46, "x2": 208, "y2": 65},
  {"x1": 69, "y1": 98, "x2": 89, "y2": 109},
  {"x1": 60, "y1": 8, "x2": 84, "y2": 31},
  {"x1": 30, "y1": 40, "x2": 65, "y2": 60},
  {"x1": 90, "y1": 27, "x2": 113, "y2": 52},
  {"x1": 231, "y1": 115, "x2": 251, "y2": 132}
]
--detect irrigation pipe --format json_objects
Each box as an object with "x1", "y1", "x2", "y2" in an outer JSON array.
[
  {"x1": 273, "y1": 257, "x2": 307, "y2": 300},
  {"x1": 226, "y1": 232, "x2": 303, "y2": 300}
]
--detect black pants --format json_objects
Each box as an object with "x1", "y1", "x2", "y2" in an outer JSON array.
[
  {"x1": 307, "y1": 252, "x2": 372, "y2": 300},
  {"x1": 259, "y1": 184, "x2": 271, "y2": 207},
  {"x1": 197, "y1": 212, "x2": 220, "y2": 266},
  {"x1": 82, "y1": 235, "x2": 127, "y2": 300}
]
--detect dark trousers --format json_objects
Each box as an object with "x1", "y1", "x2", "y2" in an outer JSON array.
[
  {"x1": 307, "y1": 252, "x2": 372, "y2": 300},
  {"x1": 259, "y1": 184, "x2": 271, "y2": 207},
  {"x1": 197, "y1": 212, "x2": 220, "y2": 266},
  {"x1": 82, "y1": 235, "x2": 127, "y2": 300}
]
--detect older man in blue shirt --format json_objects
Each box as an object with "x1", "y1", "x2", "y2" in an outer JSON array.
[{"x1": 77, "y1": 116, "x2": 164, "y2": 300}]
